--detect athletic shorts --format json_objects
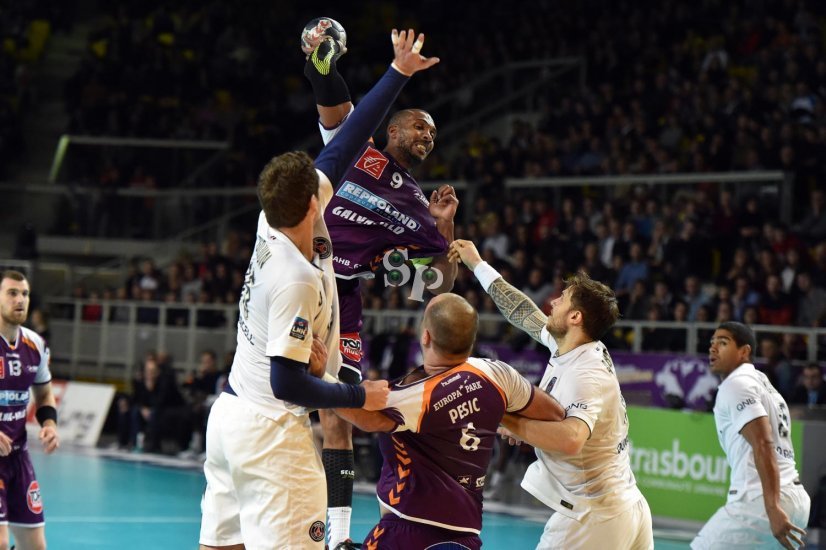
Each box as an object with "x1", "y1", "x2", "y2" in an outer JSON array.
[
  {"x1": 337, "y1": 277, "x2": 364, "y2": 383},
  {"x1": 0, "y1": 448, "x2": 44, "y2": 527},
  {"x1": 691, "y1": 483, "x2": 810, "y2": 549},
  {"x1": 362, "y1": 513, "x2": 482, "y2": 550},
  {"x1": 199, "y1": 392, "x2": 326, "y2": 549},
  {"x1": 538, "y1": 497, "x2": 653, "y2": 550}
]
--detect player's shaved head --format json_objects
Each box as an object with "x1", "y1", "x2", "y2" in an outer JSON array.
[
  {"x1": 387, "y1": 109, "x2": 433, "y2": 131},
  {"x1": 423, "y1": 293, "x2": 478, "y2": 357}
]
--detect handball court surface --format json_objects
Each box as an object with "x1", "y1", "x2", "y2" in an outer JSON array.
[{"x1": 23, "y1": 447, "x2": 706, "y2": 549}]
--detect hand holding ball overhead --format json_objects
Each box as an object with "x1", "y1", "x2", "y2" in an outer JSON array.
[{"x1": 300, "y1": 17, "x2": 347, "y2": 56}]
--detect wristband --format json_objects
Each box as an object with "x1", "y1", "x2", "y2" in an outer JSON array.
[
  {"x1": 36, "y1": 405, "x2": 57, "y2": 427},
  {"x1": 473, "y1": 261, "x2": 502, "y2": 291}
]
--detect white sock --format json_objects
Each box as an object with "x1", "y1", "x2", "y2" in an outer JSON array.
[{"x1": 327, "y1": 506, "x2": 352, "y2": 548}]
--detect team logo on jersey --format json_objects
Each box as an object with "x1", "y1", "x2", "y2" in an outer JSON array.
[
  {"x1": 457, "y1": 475, "x2": 471, "y2": 487},
  {"x1": 289, "y1": 317, "x2": 309, "y2": 341},
  {"x1": 544, "y1": 376, "x2": 558, "y2": 394},
  {"x1": 339, "y1": 333, "x2": 363, "y2": 363},
  {"x1": 27, "y1": 481, "x2": 42, "y2": 514},
  {"x1": 308, "y1": 520, "x2": 325, "y2": 542},
  {"x1": 475, "y1": 475, "x2": 486, "y2": 488},
  {"x1": 313, "y1": 236, "x2": 332, "y2": 259},
  {"x1": 355, "y1": 146, "x2": 389, "y2": 179}
]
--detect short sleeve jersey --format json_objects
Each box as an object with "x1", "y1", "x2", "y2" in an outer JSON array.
[
  {"x1": 521, "y1": 327, "x2": 642, "y2": 520},
  {"x1": 320, "y1": 121, "x2": 448, "y2": 278},
  {"x1": 713, "y1": 363, "x2": 800, "y2": 502},
  {"x1": 0, "y1": 327, "x2": 52, "y2": 448},
  {"x1": 374, "y1": 357, "x2": 534, "y2": 533},
  {"x1": 228, "y1": 169, "x2": 342, "y2": 419}
]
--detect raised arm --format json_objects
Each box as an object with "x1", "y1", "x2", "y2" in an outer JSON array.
[
  {"x1": 313, "y1": 29, "x2": 439, "y2": 188},
  {"x1": 449, "y1": 239, "x2": 548, "y2": 343}
]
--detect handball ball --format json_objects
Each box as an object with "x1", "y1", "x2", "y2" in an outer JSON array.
[{"x1": 300, "y1": 17, "x2": 347, "y2": 55}]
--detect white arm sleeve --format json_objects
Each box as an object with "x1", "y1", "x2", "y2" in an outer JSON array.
[
  {"x1": 265, "y1": 282, "x2": 319, "y2": 363},
  {"x1": 720, "y1": 377, "x2": 768, "y2": 433},
  {"x1": 319, "y1": 104, "x2": 355, "y2": 146}
]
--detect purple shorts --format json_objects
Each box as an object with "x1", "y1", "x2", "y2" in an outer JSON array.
[
  {"x1": 363, "y1": 514, "x2": 482, "y2": 549},
  {"x1": 337, "y1": 278, "x2": 364, "y2": 381},
  {"x1": 0, "y1": 449, "x2": 44, "y2": 525}
]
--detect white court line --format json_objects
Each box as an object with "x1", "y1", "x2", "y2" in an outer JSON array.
[{"x1": 46, "y1": 517, "x2": 201, "y2": 524}]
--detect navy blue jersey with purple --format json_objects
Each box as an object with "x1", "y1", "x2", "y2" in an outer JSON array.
[
  {"x1": 0, "y1": 327, "x2": 51, "y2": 449},
  {"x1": 324, "y1": 144, "x2": 448, "y2": 280},
  {"x1": 375, "y1": 357, "x2": 534, "y2": 534}
]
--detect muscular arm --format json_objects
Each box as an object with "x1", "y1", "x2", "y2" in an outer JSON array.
[
  {"x1": 333, "y1": 407, "x2": 395, "y2": 433},
  {"x1": 501, "y1": 414, "x2": 590, "y2": 456},
  {"x1": 740, "y1": 416, "x2": 806, "y2": 549},
  {"x1": 515, "y1": 388, "x2": 565, "y2": 421},
  {"x1": 32, "y1": 381, "x2": 57, "y2": 411},
  {"x1": 487, "y1": 278, "x2": 549, "y2": 344}
]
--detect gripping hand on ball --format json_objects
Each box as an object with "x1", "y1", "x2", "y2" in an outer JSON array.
[{"x1": 391, "y1": 29, "x2": 439, "y2": 76}]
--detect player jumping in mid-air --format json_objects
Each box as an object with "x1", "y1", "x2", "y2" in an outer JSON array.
[{"x1": 302, "y1": 18, "x2": 458, "y2": 549}]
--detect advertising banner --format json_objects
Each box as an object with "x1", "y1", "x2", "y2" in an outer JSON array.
[
  {"x1": 27, "y1": 380, "x2": 115, "y2": 447},
  {"x1": 627, "y1": 405, "x2": 804, "y2": 521}
]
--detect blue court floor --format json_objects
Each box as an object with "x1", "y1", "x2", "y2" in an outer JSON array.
[{"x1": 23, "y1": 448, "x2": 698, "y2": 549}]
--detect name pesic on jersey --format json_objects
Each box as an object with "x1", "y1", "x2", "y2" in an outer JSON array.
[
  {"x1": 375, "y1": 357, "x2": 535, "y2": 534},
  {"x1": 323, "y1": 143, "x2": 449, "y2": 279},
  {"x1": 0, "y1": 327, "x2": 52, "y2": 449}
]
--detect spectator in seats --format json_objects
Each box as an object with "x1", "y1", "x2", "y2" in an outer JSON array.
[
  {"x1": 138, "y1": 259, "x2": 160, "y2": 292},
  {"x1": 651, "y1": 281, "x2": 673, "y2": 317},
  {"x1": 480, "y1": 213, "x2": 509, "y2": 262},
  {"x1": 624, "y1": 280, "x2": 651, "y2": 321},
  {"x1": 641, "y1": 305, "x2": 676, "y2": 352},
  {"x1": 737, "y1": 196, "x2": 764, "y2": 251},
  {"x1": 579, "y1": 241, "x2": 611, "y2": 284},
  {"x1": 794, "y1": 189, "x2": 826, "y2": 242},
  {"x1": 682, "y1": 275, "x2": 710, "y2": 322},
  {"x1": 758, "y1": 274, "x2": 794, "y2": 326},
  {"x1": 164, "y1": 291, "x2": 189, "y2": 327},
  {"x1": 615, "y1": 242, "x2": 649, "y2": 299},
  {"x1": 129, "y1": 355, "x2": 191, "y2": 454},
  {"x1": 136, "y1": 288, "x2": 160, "y2": 324},
  {"x1": 731, "y1": 276, "x2": 761, "y2": 321},
  {"x1": 668, "y1": 301, "x2": 689, "y2": 352},
  {"x1": 759, "y1": 336, "x2": 795, "y2": 399},
  {"x1": 780, "y1": 248, "x2": 804, "y2": 293},
  {"x1": 521, "y1": 268, "x2": 553, "y2": 307},
  {"x1": 181, "y1": 350, "x2": 221, "y2": 457},
  {"x1": 742, "y1": 306, "x2": 760, "y2": 326},
  {"x1": 795, "y1": 272, "x2": 826, "y2": 327},
  {"x1": 110, "y1": 286, "x2": 131, "y2": 323},
  {"x1": 81, "y1": 289, "x2": 103, "y2": 322},
  {"x1": 28, "y1": 308, "x2": 50, "y2": 342},
  {"x1": 788, "y1": 364, "x2": 826, "y2": 407},
  {"x1": 723, "y1": 248, "x2": 757, "y2": 286}
]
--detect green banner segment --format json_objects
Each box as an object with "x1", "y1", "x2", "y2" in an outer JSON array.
[{"x1": 627, "y1": 406, "x2": 804, "y2": 521}]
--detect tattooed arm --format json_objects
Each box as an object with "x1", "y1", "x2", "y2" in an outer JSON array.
[{"x1": 449, "y1": 239, "x2": 548, "y2": 344}]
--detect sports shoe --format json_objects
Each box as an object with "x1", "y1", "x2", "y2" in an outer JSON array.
[{"x1": 332, "y1": 539, "x2": 362, "y2": 549}]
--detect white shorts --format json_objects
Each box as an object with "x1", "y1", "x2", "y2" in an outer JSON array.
[
  {"x1": 199, "y1": 392, "x2": 327, "y2": 549},
  {"x1": 691, "y1": 483, "x2": 811, "y2": 549},
  {"x1": 537, "y1": 497, "x2": 654, "y2": 550}
]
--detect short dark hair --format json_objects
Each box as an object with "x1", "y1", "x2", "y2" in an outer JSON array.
[
  {"x1": 717, "y1": 321, "x2": 756, "y2": 360},
  {"x1": 1, "y1": 270, "x2": 27, "y2": 284},
  {"x1": 425, "y1": 294, "x2": 478, "y2": 356},
  {"x1": 565, "y1": 272, "x2": 619, "y2": 340},
  {"x1": 257, "y1": 151, "x2": 318, "y2": 228}
]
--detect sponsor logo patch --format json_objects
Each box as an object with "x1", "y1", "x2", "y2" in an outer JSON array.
[
  {"x1": 289, "y1": 317, "x2": 309, "y2": 341},
  {"x1": 27, "y1": 481, "x2": 42, "y2": 514},
  {"x1": 309, "y1": 520, "x2": 326, "y2": 542},
  {"x1": 355, "y1": 146, "x2": 389, "y2": 179},
  {"x1": 313, "y1": 236, "x2": 332, "y2": 259},
  {"x1": 457, "y1": 475, "x2": 471, "y2": 487},
  {"x1": 340, "y1": 333, "x2": 363, "y2": 363}
]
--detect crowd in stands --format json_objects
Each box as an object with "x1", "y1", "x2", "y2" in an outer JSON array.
[{"x1": 0, "y1": 0, "x2": 72, "y2": 177}]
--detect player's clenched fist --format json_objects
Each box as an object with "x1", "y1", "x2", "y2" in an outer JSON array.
[
  {"x1": 448, "y1": 239, "x2": 483, "y2": 270},
  {"x1": 361, "y1": 380, "x2": 390, "y2": 411}
]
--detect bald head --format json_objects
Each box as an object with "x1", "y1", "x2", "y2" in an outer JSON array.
[{"x1": 423, "y1": 293, "x2": 478, "y2": 357}]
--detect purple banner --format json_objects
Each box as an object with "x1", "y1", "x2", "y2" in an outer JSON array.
[{"x1": 361, "y1": 338, "x2": 716, "y2": 411}]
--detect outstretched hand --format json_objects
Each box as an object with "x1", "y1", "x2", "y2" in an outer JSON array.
[
  {"x1": 429, "y1": 184, "x2": 458, "y2": 223},
  {"x1": 391, "y1": 29, "x2": 440, "y2": 76},
  {"x1": 448, "y1": 239, "x2": 483, "y2": 270}
]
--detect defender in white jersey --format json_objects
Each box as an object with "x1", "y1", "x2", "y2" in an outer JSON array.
[
  {"x1": 449, "y1": 240, "x2": 653, "y2": 550},
  {"x1": 692, "y1": 322, "x2": 809, "y2": 550},
  {"x1": 199, "y1": 28, "x2": 439, "y2": 550}
]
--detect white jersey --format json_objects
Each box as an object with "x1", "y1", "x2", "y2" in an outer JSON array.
[
  {"x1": 521, "y1": 327, "x2": 643, "y2": 521},
  {"x1": 713, "y1": 363, "x2": 800, "y2": 503},
  {"x1": 228, "y1": 169, "x2": 342, "y2": 419}
]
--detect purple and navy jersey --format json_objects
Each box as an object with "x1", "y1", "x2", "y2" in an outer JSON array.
[
  {"x1": 323, "y1": 144, "x2": 449, "y2": 279},
  {"x1": 0, "y1": 327, "x2": 51, "y2": 449},
  {"x1": 375, "y1": 357, "x2": 534, "y2": 533}
]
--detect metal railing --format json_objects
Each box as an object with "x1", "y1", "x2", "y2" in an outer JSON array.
[{"x1": 42, "y1": 298, "x2": 825, "y2": 383}]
